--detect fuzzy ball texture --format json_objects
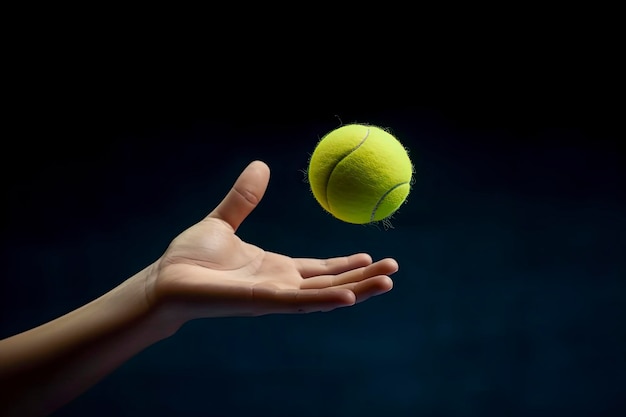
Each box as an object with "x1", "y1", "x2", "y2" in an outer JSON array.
[{"x1": 308, "y1": 124, "x2": 413, "y2": 224}]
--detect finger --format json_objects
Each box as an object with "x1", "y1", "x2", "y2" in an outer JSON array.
[
  {"x1": 207, "y1": 161, "x2": 270, "y2": 232},
  {"x1": 334, "y1": 275, "x2": 394, "y2": 304},
  {"x1": 252, "y1": 286, "x2": 356, "y2": 314},
  {"x1": 296, "y1": 253, "x2": 373, "y2": 279},
  {"x1": 300, "y1": 258, "x2": 398, "y2": 289}
]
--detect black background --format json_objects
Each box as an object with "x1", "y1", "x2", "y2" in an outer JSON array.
[{"x1": 1, "y1": 17, "x2": 624, "y2": 417}]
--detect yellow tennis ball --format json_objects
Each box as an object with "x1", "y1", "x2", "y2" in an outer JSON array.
[{"x1": 308, "y1": 123, "x2": 413, "y2": 224}]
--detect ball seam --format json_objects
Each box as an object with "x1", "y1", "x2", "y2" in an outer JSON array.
[
  {"x1": 325, "y1": 127, "x2": 370, "y2": 214},
  {"x1": 370, "y1": 181, "x2": 409, "y2": 222}
]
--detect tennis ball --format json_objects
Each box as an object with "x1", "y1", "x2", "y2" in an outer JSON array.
[{"x1": 308, "y1": 123, "x2": 413, "y2": 225}]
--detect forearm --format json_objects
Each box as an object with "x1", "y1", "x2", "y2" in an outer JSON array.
[{"x1": 0, "y1": 263, "x2": 180, "y2": 417}]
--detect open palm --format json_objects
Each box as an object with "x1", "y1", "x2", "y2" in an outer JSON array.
[{"x1": 147, "y1": 161, "x2": 397, "y2": 320}]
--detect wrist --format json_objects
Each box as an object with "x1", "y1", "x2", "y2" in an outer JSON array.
[{"x1": 138, "y1": 260, "x2": 188, "y2": 340}]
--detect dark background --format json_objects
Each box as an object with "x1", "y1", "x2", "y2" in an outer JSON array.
[{"x1": 1, "y1": 21, "x2": 625, "y2": 417}]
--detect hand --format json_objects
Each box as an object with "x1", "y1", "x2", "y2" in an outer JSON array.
[{"x1": 146, "y1": 161, "x2": 397, "y2": 321}]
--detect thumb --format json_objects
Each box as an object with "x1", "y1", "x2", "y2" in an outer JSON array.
[{"x1": 206, "y1": 160, "x2": 270, "y2": 232}]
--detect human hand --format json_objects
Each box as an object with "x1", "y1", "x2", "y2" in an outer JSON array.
[{"x1": 146, "y1": 161, "x2": 397, "y2": 323}]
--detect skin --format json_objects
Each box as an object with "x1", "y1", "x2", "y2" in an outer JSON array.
[{"x1": 0, "y1": 160, "x2": 398, "y2": 417}]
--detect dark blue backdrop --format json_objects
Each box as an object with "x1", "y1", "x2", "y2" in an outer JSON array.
[{"x1": 2, "y1": 74, "x2": 624, "y2": 416}]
